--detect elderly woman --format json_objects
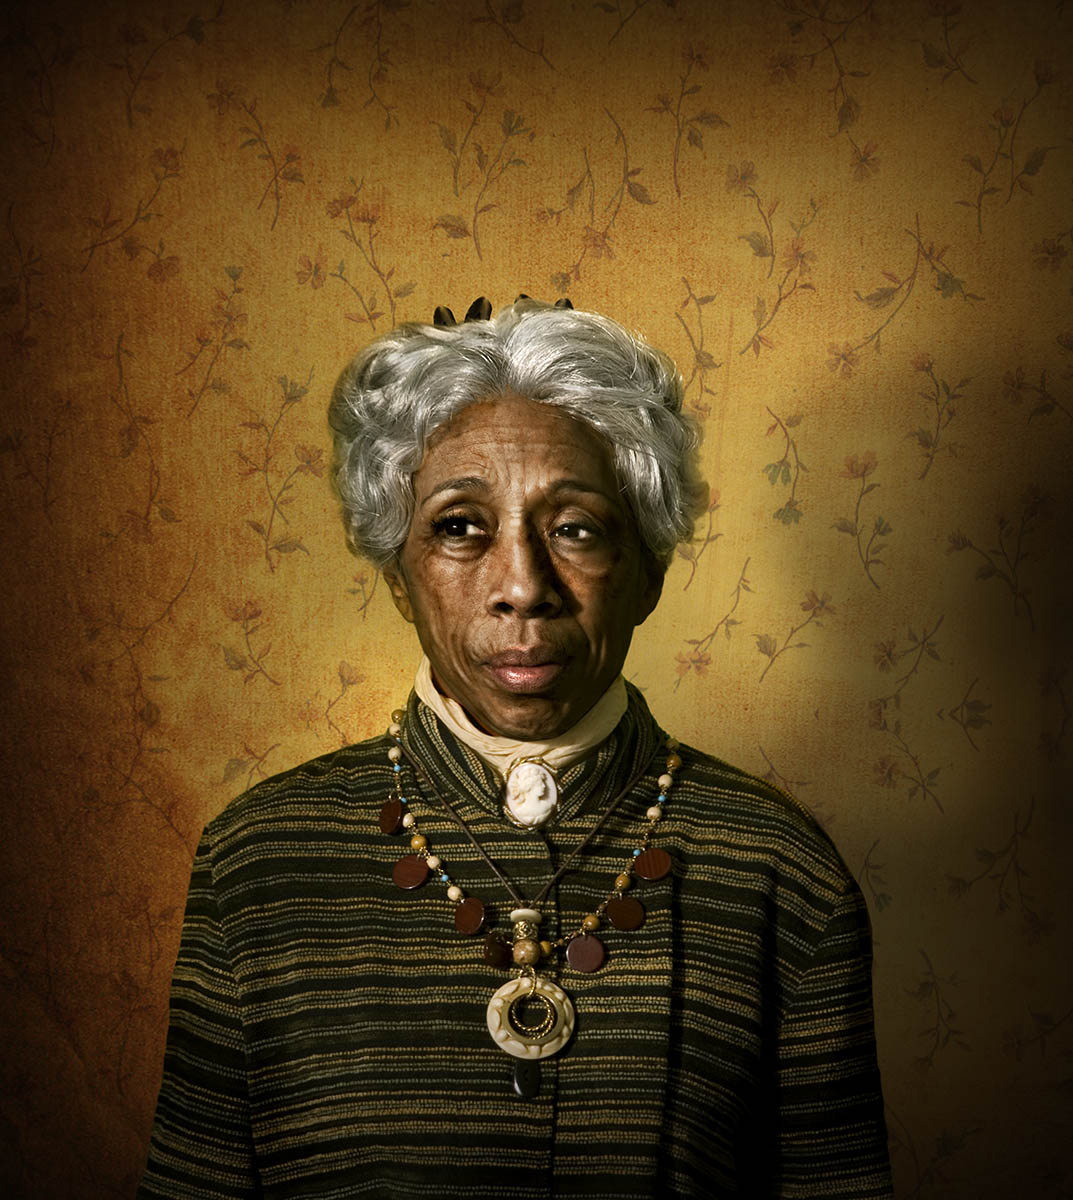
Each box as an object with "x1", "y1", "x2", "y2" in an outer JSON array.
[{"x1": 140, "y1": 299, "x2": 892, "y2": 1199}]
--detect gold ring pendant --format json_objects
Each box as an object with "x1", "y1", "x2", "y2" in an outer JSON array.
[{"x1": 486, "y1": 975, "x2": 575, "y2": 1060}]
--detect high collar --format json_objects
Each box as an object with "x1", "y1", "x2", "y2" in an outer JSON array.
[{"x1": 400, "y1": 682, "x2": 665, "y2": 831}]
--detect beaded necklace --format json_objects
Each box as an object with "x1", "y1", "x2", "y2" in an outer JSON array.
[{"x1": 379, "y1": 705, "x2": 681, "y2": 1095}]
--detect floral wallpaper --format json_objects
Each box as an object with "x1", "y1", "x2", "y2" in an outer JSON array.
[{"x1": 1, "y1": 0, "x2": 1071, "y2": 1195}]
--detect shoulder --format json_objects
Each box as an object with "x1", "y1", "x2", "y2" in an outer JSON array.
[
  {"x1": 670, "y1": 742, "x2": 856, "y2": 897},
  {"x1": 202, "y1": 731, "x2": 390, "y2": 851}
]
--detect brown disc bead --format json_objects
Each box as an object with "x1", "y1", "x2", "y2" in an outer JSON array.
[
  {"x1": 453, "y1": 896, "x2": 486, "y2": 935},
  {"x1": 391, "y1": 854, "x2": 429, "y2": 890},
  {"x1": 484, "y1": 932, "x2": 511, "y2": 970},
  {"x1": 634, "y1": 847, "x2": 672, "y2": 881},
  {"x1": 379, "y1": 798, "x2": 403, "y2": 835},
  {"x1": 566, "y1": 933, "x2": 606, "y2": 973},
  {"x1": 605, "y1": 896, "x2": 646, "y2": 931}
]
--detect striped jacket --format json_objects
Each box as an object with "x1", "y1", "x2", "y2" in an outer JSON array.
[{"x1": 139, "y1": 688, "x2": 893, "y2": 1198}]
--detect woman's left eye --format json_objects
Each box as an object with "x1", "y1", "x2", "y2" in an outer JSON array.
[{"x1": 552, "y1": 522, "x2": 597, "y2": 542}]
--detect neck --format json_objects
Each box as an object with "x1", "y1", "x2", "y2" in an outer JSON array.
[{"x1": 413, "y1": 656, "x2": 628, "y2": 779}]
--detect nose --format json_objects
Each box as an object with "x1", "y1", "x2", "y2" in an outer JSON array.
[{"x1": 487, "y1": 526, "x2": 563, "y2": 618}]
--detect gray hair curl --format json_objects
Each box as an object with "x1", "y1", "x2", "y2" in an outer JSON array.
[{"x1": 328, "y1": 299, "x2": 706, "y2": 569}]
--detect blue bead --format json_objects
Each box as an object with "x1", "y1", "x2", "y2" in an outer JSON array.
[
  {"x1": 440, "y1": 873, "x2": 449, "y2": 882},
  {"x1": 393, "y1": 763, "x2": 401, "y2": 773},
  {"x1": 632, "y1": 848, "x2": 641, "y2": 857},
  {"x1": 658, "y1": 794, "x2": 667, "y2": 803},
  {"x1": 400, "y1": 797, "x2": 407, "y2": 805}
]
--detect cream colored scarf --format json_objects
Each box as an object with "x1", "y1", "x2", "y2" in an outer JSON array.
[{"x1": 414, "y1": 655, "x2": 627, "y2": 827}]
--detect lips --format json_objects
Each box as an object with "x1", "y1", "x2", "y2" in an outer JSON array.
[{"x1": 483, "y1": 648, "x2": 565, "y2": 694}]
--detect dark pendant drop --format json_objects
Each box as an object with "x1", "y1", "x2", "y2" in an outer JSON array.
[
  {"x1": 453, "y1": 896, "x2": 486, "y2": 935},
  {"x1": 484, "y1": 931, "x2": 511, "y2": 970},
  {"x1": 513, "y1": 1059, "x2": 541, "y2": 1099},
  {"x1": 379, "y1": 798, "x2": 403, "y2": 834},
  {"x1": 566, "y1": 933, "x2": 606, "y2": 973},
  {"x1": 606, "y1": 896, "x2": 646, "y2": 931},
  {"x1": 391, "y1": 854, "x2": 429, "y2": 890},
  {"x1": 634, "y1": 847, "x2": 672, "y2": 881}
]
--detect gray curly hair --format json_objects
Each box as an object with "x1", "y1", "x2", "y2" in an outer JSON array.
[{"x1": 328, "y1": 299, "x2": 706, "y2": 569}]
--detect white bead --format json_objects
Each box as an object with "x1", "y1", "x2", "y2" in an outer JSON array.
[
  {"x1": 401, "y1": 813, "x2": 415, "y2": 828},
  {"x1": 388, "y1": 746, "x2": 402, "y2": 762},
  {"x1": 447, "y1": 885, "x2": 463, "y2": 902},
  {"x1": 388, "y1": 723, "x2": 402, "y2": 737},
  {"x1": 658, "y1": 773, "x2": 673, "y2": 789},
  {"x1": 509, "y1": 907, "x2": 542, "y2": 925},
  {"x1": 426, "y1": 855, "x2": 441, "y2": 869},
  {"x1": 646, "y1": 805, "x2": 662, "y2": 820}
]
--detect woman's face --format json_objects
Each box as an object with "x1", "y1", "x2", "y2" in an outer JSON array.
[{"x1": 383, "y1": 394, "x2": 662, "y2": 740}]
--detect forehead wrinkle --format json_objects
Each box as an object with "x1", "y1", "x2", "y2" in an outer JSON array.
[{"x1": 419, "y1": 475, "x2": 490, "y2": 506}]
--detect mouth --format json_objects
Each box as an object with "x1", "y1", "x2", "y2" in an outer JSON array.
[{"x1": 483, "y1": 649, "x2": 565, "y2": 694}]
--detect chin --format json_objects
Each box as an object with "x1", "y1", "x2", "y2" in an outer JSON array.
[{"x1": 478, "y1": 698, "x2": 574, "y2": 741}]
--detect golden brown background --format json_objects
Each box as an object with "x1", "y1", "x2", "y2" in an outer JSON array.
[{"x1": 2, "y1": 0, "x2": 1071, "y2": 1195}]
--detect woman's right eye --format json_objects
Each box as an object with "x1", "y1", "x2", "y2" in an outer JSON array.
[{"x1": 432, "y1": 515, "x2": 481, "y2": 539}]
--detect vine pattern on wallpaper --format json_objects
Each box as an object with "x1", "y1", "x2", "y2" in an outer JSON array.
[
  {"x1": 3, "y1": 206, "x2": 48, "y2": 355},
  {"x1": 180, "y1": 266, "x2": 249, "y2": 416},
  {"x1": 114, "y1": 2, "x2": 223, "y2": 128},
  {"x1": 727, "y1": 161, "x2": 818, "y2": 359},
  {"x1": 946, "y1": 487, "x2": 1045, "y2": 633},
  {"x1": 82, "y1": 146, "x2": 183, "y2": 271},
  {"x1": 4, "y1": 21, "x2": 76, "y2": 165},
  {"x1": 102, "y1": 334, "x2": 179, "y2": 545},
  {"x1": 299, "y1": 182, "x2": 415, "y2": 331},
  {"x1": 78, "y1": 557, "x2": 199, "y2": 856},
  {"x1": 675, "y1": 278, "x2": 721, "y2": 418},
  {"x1": 236, "y1": 370, "x2": 322, "y2": 570},
  {"x1": 833, "y1": 451, "x2": 891, "y2": 589},
  {"x1": 762, "y1": 407, "x2": 806, "y2": 525},
  {"x1": 958, "y1": 59, "x2": 1057, "y2": 234},
  {"x1": 772, "y1": 0, "x2": 880, "y2": 182},
  {"x1": 317, "y1": 0, "x2": 410, "y2": 124},
  {"x1": 538, "y1": 110, "x2": 656, "y2": 293},
  {"x1": 832, "y1": 217, "x2": 981, "y2": 373},
  {"x1": 476, "y1": 0, "x2": 555, "y2": 70},
  {"x1": 433, "y1": 74, "x2": 533, "y2": 259},
  {"x1": 648, "y1": 43, "x2": 727, "y2": 198},
  {"x1": 906, "y1": 353, "x2": 969, "y2": 479},
  {"x1": 208, "y1": 83, "x2": 304, "y2": 231},
  {"x1": 0, "y1": 392, "x2": 71, "y2": 521},
  {"x1": 871, "y1": 616, "x2": 945, "y2": 813},
  {"x1": 674, "y1": 556, "x2": 752, "y2": 687}
]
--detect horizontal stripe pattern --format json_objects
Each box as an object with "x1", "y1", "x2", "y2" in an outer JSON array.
[{"x1": 139, "y1": 688, "x2": 892, "y2": 1198}]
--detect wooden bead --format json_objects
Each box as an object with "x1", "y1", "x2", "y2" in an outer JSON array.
[
  {"x1": 391, "y1": 709, "x2": 405, "y2": 723},
  {"x1": 566, "y1": 933, "x2": 605, "y2": 973},
  {"x1": 409, "y1": 833, "x2": 427, "y2": 851},
  {"x1": 634, "y1": 847, "x2": 672, "y2": 881},
  {"x1": 606, "y1": 896, "x2": 645, "y2": 931},
  {"x1": 666, "y1": 751, "x2": 682, "y2": 771},
  {"x1": 581, "y1": 913, "x2": 600, "y2": 932},
  {"x1": 539, "y1": 940, "x2": 554, "y2": 957},
  {"x1": 378, "y1": 798, "x2": 403, "y2": 834},
  {"x1": 614, "y1": 872, "x2": 632, "y2": 891},
  {"x1": 512, "y1": 939, "x2": 541, "y2": 965},
  {"x1": 392, "y1": 854, "x2": 428, "y2": 890},
  {"x1": 454, "y1": 896, "x2": 485, "y2": 935}
]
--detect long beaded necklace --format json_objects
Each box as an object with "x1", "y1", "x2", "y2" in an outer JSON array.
[{"x1": 379, "y1": 706, "x2": 681, "y2": 1094}]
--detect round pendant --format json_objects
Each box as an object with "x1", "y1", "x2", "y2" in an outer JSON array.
[
  {"x1": 379, "y1": 798, "x2": 403, "y2": 834},
  {"x1": 634, "y1": 847, "x2": 672, "y2": 881},
  {"x1": 566, "y1": 933, "x2": 605, "y2": 973},
  {"x1": 503, "y1": 759, "x2": 559, "y2": 828},
  {"x1": 486, "y1": 975, "x2": 575, "y2": 1059},
  {"x1": 453, "y1": 896, "x2": 485, "y2": 935},
  {"x1": 391, "y1": 854, "x2": 428, "y2": 890},
  {"x1": 606, "y1": 896, "x2": 645, "y2": 931}
]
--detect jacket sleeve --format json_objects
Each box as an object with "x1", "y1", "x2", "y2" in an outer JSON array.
[
  {"x1": 138, "y1": 833, "x2": 260, "y2": 1199},
  {"x1": 771, "y1": 880, "x2": 893, "y2": 1199}
]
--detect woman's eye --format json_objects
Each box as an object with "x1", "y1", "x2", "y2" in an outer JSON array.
[
  {"x1": 432, "y1": 515, "x2": 481, "y2": 539},
  {"x1": 552, "y1": 522, "x2": 597, "y2": 542}
]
